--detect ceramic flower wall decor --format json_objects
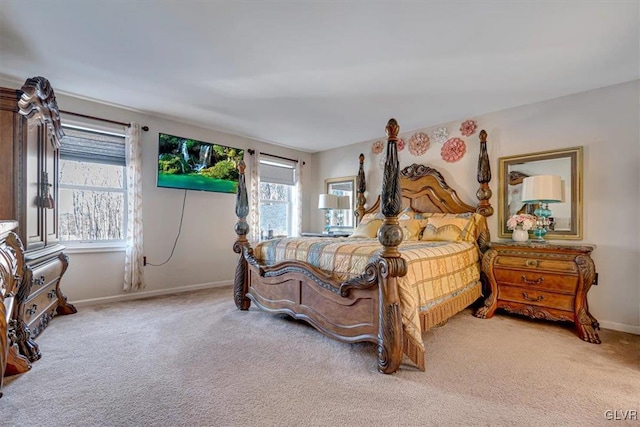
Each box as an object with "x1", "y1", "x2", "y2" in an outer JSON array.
[
  {"x1": 441, "y1": 137, "x2": 466, "y2": 163},
  {"x1": 432, "y1": 127, "x2": 448, "y2": 144},
  {"x1": 371, "y1": 140, "x2": 384, "y2": 155},
  {"x1": 408, "y1": 132, "x2": 430, "y2": 156},
  {"x1": 397, "y1": 137, "x2": 405, "y2": 151},
  {"x1": 460, "y1": 119, "x2": 477, "y2": 137}
]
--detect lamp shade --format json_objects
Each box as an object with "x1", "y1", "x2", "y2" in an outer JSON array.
[
  {"x1": 521, "y1": 175, "x2": 563, "y2": 203},
  {"x1": 318, "y1": 193, "x2": 338, "y2": 209}
]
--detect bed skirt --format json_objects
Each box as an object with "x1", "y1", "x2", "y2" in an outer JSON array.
[{"x1": 403, "y1": 280, "x2": 482, "y2": 371}]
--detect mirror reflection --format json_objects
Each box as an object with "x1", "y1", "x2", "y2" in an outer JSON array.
[
  {"x1": 498, "y1": 147, "x2": 583, "y2": 239},
  {"x1": 325, "y1": 176, "x2": 356, "y2": 230}
]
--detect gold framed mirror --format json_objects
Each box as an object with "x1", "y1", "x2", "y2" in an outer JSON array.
[
  {"x1": 498, "y1": 146, "x2": 583, "y2": 240},
  {"x1": 325, "y1": 176, "x2": 356, "y2": 230}
]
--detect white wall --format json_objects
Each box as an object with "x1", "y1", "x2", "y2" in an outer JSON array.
[
  {"x1": 313, "y1": 80, "x2": 640, "y2": 333},
  {"x1": 0, "y1": 76, "x2": 313, "y2": 304}
]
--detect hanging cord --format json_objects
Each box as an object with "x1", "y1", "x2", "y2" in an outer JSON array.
[{"x1": 147, "y1": 190, "x2": 187, "y2": 266}]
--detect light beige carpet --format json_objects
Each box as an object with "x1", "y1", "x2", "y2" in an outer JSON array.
[{"x1": 3, "y1": 286, "x2": 639, "y2": 426}]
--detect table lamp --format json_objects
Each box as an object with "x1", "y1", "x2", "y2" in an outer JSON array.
[
  {"x1": 318, "y1": 194, "x2": 338, "y2": 232},
  {"x1": 521, "y1": 175, "x2": 563, "y2": 242}
]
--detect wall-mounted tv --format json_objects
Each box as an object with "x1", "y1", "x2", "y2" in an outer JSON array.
[{"x1": 157, "y1": 133, "x2": 244, "y2": 194}]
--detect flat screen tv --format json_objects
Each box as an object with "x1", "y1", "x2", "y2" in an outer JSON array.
[{"x1": 157, "y1": 133, "x2": 244, "y2": 194}]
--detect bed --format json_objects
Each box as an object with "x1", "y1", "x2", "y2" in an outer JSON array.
[{"x1": 232, "y1": 118, "x2": 493, "y2": 373}]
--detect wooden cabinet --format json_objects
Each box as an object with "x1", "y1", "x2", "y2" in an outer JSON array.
[
  {"x1": 475, "y1": 241, "x2": 600, "y2": 344},
  {"x1": 0, "y1": 77, "x2": 76, "y2": 363}
]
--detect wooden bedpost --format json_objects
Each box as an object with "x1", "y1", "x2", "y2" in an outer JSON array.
[
  {"x1": 376, "y1": 119, "x2": 408, "y2": 374},
  {"x1": 476, "y1": 130, "x2": 493, "y2": 217},
  {"x1": 355, "y1": 153, "x2": 366, "y2": 225},
  {"x1": 233, "y1": 161, "x2": 251, "y2": 310}
]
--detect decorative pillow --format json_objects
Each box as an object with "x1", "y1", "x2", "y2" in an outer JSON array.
[
  {"x1": 421, "y1": 219, "x2": 465, "y2": 241},
  {"x1": 360, "y1": 212, "x2": 384, "y2": 224},
  {"x1": 350, "y1": 219, "x2": 382, "y2": 238},
  {"x1": 399, "y1": 219, "x2": 424, "y2": 241},
  {"x1": 420, "y1": 212, "x2": 488, "y2": 243},
  {"x1": 400, "y1": 207, "x2": 416, "y2": 219},
  {"x1": 361, "y1": 207, "x2": 414, "y2": 224},
  {"x1": 419, "y1": 213, "x2": 479, "y2": 242}
]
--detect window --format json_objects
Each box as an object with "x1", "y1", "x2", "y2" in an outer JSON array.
[
  {"x1": 58, "y1": 126, "x2": 127, "y2": 245},
  {"x1": 259, "y1": 156, "x2": 297, "y2": 238}
]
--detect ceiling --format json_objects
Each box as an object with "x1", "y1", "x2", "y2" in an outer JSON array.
[{"x1": 1, "y1": 1, "x2": 638, "y2": 153}]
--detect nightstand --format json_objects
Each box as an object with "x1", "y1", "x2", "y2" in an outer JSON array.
[{"x1": 475, "y1": 241, "x2": 600, "y2": 344}]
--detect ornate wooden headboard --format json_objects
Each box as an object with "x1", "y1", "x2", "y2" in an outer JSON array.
[{"x1": 359, "y1": 164, "x2": 477, "y2": 215}]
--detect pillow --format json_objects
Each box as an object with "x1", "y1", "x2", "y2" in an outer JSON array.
[
  {"x1": 421, "y1": 219, "x2": 465, "y2": 242},
  {"x1": 399, "y1": 219, "x2": 424, "y2": 241},
  {"x1": 350, "y1": 219, "x2": 382, "y2": 238},
  {"x1": 399, "y1": 207, "x2": 416, "y2": 219},
  {"x1": 361, "y1": 207, "x2": 414, "y2": 224},
  {"x1": 419, "y1": 213, "x2": 478, "y2": 242},
  {"x1": 360, "y1": 212, "x2": 384, "y2": 224}
]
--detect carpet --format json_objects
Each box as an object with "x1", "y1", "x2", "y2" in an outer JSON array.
[{"x1": 3, "y1": 286, "x2": 639, "y2": 426}]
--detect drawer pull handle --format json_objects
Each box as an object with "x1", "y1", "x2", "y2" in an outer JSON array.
[
  {"x1": 34, "y1": 275, "x2": 45, "y2": 286},
  {"x1": 522, "y1": 275, "x2": 544, "y2": 285},
  {"x1": 26, "y1": 304, "x2": 38, "y2": 315},
  {"x1": 47, "y1": 290, "x2": 57, "y2": 300},
  {"x1": 526, "y1": 259, "x2": 538, "y2": 268},
  {"x1": 522, "y1": 292, "x2": 544, "y2": 302}
]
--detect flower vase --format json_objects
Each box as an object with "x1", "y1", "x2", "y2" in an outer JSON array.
[{"x1": 512, "y1": 227, "x2": 529, "y2": 242}]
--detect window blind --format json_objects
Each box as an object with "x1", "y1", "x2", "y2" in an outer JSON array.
[
  {"x1": 260, "y1": 156, "x2": 297, "y2": 186},
  {"x1": 60, "y1": 127, "x2": 126, "y2": 166}
]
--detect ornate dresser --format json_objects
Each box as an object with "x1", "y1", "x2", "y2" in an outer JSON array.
[
  {"x1": 475, "y1": 241, "x2": 600, "y2": 344},
  {"x1": 0, "y1": 77, "x2": 76, "y2": 364}
]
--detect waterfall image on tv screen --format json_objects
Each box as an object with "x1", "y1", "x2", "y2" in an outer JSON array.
[{"x1": 157, "y1": 133, "x2": 244, "y2": 194}]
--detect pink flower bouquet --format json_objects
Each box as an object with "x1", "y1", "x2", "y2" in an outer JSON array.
[{"x1": 506, "y1": 214, "x2": 536, "y2": 231}]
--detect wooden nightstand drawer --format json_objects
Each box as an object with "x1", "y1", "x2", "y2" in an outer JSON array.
[
  {"x1": 493, "y1": 268, "x2": 578, "y2": 293},
  {"x1": 498, "y1": 285, "x2": 574, "y2": 312},
  {"x1": 495, "y1": 255, "x2": 577, "y2": 274},
  {"x1": 23, "y1": 282, "x2": 58, "y2": 325},
  {"x1": 28, "y1": 259, "x2": 63, "y2": 293}
]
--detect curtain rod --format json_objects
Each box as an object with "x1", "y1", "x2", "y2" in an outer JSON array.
[
  {"x1": 247, "y1": 149, "x2": 305, "y2": 165},
  {"x1": 60, "y1": 110, "x2": 149, "y2": 132}
]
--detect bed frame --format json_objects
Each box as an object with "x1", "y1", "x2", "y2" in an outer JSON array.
[{"x1": 233, "y1": 119, "x2": 493, "y2": 373}]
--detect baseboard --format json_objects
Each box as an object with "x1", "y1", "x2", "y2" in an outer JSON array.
[
  {"x1": 599, "y1": 320, "x2": 640, "y2": 336},
  {"x1": 71, "y1": 280, "x2": 233, "y2": 307}
]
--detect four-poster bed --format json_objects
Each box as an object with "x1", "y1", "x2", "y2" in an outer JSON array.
[{"x1": 232, "y1": 119, "x2": 493, "y2": 373}]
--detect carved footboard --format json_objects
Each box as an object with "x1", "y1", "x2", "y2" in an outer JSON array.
[{"x1": 233, "y1": 119, "x2": 407, "y2": 374}]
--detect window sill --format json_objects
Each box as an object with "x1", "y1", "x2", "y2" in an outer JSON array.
[{"x1": 63, "y1": 243, "x2": 127, "y2": 254}]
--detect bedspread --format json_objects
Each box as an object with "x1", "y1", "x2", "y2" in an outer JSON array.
[{"x1": 254, "y1": 237, "x2": 480, "y2": 359}]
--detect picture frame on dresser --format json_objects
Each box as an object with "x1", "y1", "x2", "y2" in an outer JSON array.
[{"x1": 498, "y1": 147, "x2": 583, "y2": 240}]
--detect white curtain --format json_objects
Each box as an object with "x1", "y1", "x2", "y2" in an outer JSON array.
[
  {"x1": 124, "y1": 122, "x2": 145, "y2": 291},
  {"x1": 249, "y1": 150, "x2": 261, "y2": 242},
  {"x1": 292, "y1": 159, "x2": 303, "y2": 237}
]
